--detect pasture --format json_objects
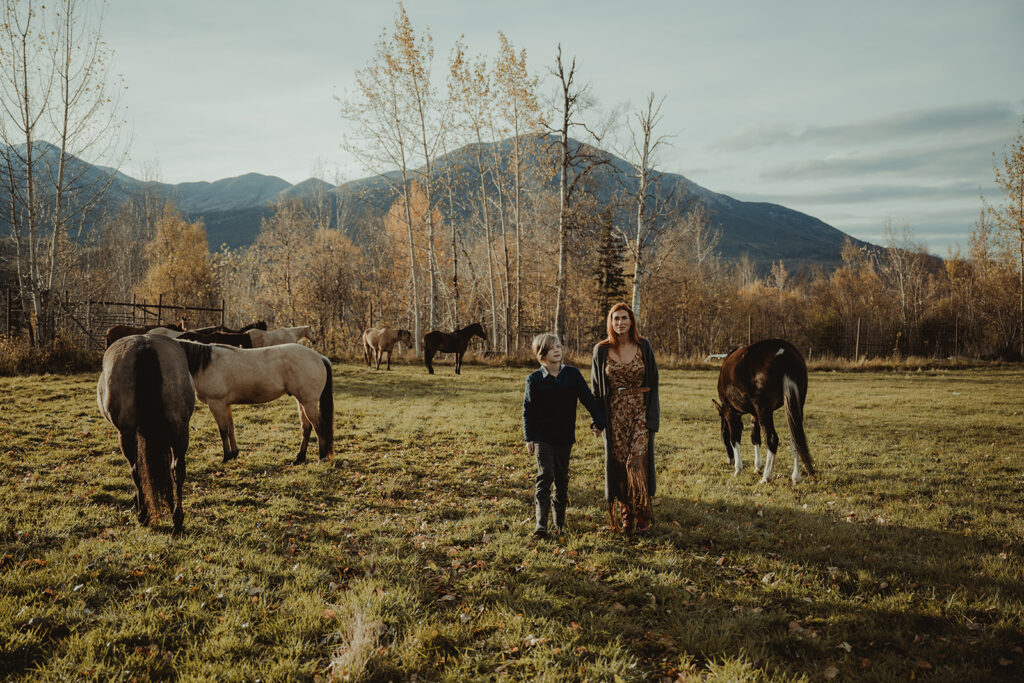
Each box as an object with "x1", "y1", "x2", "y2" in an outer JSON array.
[{"x1": 1, "y1": 363, "x2": 1022, "y2": 681}]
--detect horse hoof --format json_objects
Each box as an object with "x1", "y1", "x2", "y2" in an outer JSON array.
[
  {"x1": 759, "y1": 477, "x2": 770, "y2": 485},
  {"x1": 223, "y1": 451, "x2": 238, "y2": 463},
  {"x1": 293, "y1": 456, "x2": 307, "y2": 465}
]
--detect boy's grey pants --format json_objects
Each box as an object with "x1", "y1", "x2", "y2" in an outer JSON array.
[{"x1": 534, "y1": 441, "x2": 571, "y2": 531}]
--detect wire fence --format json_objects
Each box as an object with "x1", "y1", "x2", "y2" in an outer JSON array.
[{"x1": 1, "y1": 289, "x2": 225, "y2": 351}]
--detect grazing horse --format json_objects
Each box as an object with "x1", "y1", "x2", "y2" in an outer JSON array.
[
  {"x1": 105, "y1": 322, "x2": 183, "y2": 348},
  {"x1": 176, "y1": 341, "x2": 333, "y2": 465},
  {"x1": 186, "y1": 321, "x2": 267, "y2": 336},
  {"x1": 712, "y1": 339, "x2": 815, "y2": 484},
  {"x1": 177, "y1": 330, "x2": 254, "y2": 347},
  {"x1": 362, "y1": 327, "x2": 414, "y2": 370},
  {"x1": 146, "y1": 327, "x2": 185, "y2": 339},
  {"x1": 423, "y1": 322, "x2": 487, "y2": 374},
  {"x1": 96, "y1": 334, "x2": 195, "y2": 534},
  {"x1": 248, "y1": 325, "x2": 315, "y2": 348}
]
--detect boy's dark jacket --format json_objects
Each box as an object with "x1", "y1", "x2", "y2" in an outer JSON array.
[{"x1": 522, "y1": 365, "x2": 606, "y2": 445}]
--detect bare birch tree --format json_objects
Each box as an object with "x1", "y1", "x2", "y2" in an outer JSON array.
[
  {"x1": 987, "y1": 116, "x2": 1024, "y2": 356},
  {"x1": 545, "y1": 45, "x2": 608, "y2": 340},
  {"x1": 618, "y1": 93, "x2": 675, "y2": 323},
  {"x1": 338, "y1": 4, "x2": 443, "y2": 351},
  {"x1": 493, "y1": 32, "x2": 541, "y2": 351},
  {"x1": 0, "y1": 0, "x2": 127, "y2": 343}
]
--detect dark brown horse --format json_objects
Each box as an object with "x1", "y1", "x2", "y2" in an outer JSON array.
[
  {"x1": 96, "y1": 334, "x2": 196, "y2": 534},
  {"x1": 105, "y1": 322, "x2": 184, "y2": 348},
  {"x1": 712, "y1": 339, "x2": 815, "y2": 484},
  {"x1": 423, "y1": 322, "x2": 487, "y2": 374},
  {"x1": 177, "y1": 330, "x2": 254, "y2": 347},
  {"x1": 362, "y1": 327, "x2": 413, "y2": 370},
  {"x1": 186, "y1": 321, "x2": 267, "y2": 336}
]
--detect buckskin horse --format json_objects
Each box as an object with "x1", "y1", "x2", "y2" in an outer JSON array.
[
  {"x1": 105, "y1": 322, "x2": 184, "y2": 348},
  {"x1": 248, "y1": 325, "x2": 315, "y2": 348},
  {"x1": 712, "y1": 339, "x2": 815, "y2": 484},
  {"x1": 96, "y1": 334, "x2": 196, "y2": 534},
  {"x1": 423, "y1": 322, "x2": 487, "y2": 374},
  {"x1": 176, "y1": 340, "x2": 333, "y2": 465},
  {"x1": 362, "y1": 327, "x2": 414, "y2": 370}
]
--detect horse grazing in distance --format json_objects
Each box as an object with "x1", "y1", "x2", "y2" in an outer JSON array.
[
  {"x1": 146, "y1": 327, "x2": 186, "y2": 339},
  {"x1": 186, "y1": 321, "x2": 267, "y2": 336},
  {"x1": 176, "y1": 341, "x2": 333, "y2": 465},
  {"x1": 362, "y1": 327, "x2": 413, "y2": 370},
  {"x1": 105, "y1": 322, "x2": 184, "y2": 348},
  {"x1": 712, "y1": 339, "x2": 815, "y2": 484},
  {"x1": 177, "y1": 329, "x2": 254, "y2": 347},
  {"x1": 96, "y1": 334, "x2": 196, "y2": 534},
  {"x1": 248, "y1": 325, "x2": 315, "y2": 348},
  {"x1": 423, "y1": 322, "x2": 487, "y2": 374}
]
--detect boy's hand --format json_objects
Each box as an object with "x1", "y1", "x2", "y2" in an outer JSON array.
[{"x1": 525, "y1": 441, "x2": 535, "y2": 455}]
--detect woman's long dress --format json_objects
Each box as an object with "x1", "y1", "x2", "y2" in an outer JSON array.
[{"x1": 606, "y1": 351, "x2": 652, "y2": 529}]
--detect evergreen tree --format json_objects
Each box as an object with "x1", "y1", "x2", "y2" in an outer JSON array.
[{"x1": 594, "y1": 208, "x2": 628, "y2": 331}]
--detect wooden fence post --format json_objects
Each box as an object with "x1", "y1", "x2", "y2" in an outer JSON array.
[
  {"x1": 157, "y1": 293, "x2": 164, "y2": 325},
  {"x1": 855, "y1": 317, "x2": 861, "y2": 361},
  {"x1": 221, "y1": 298, "x2": 226, "y2": 327}
]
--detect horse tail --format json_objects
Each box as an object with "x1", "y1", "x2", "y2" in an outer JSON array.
[
  {"x1": 783, "y1": 374, "x2": 814, "y2": 476},
  {"x1": 134, "y1": 344, "x2": 174, "y2": 518},
  {"x1": 318, "y1": 356, "x2": 334, "y2": 457},
  {"x1": 423, "y1": 334, "x2": 434, "y2": 373}
]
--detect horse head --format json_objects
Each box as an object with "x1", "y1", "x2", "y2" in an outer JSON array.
[
  {"x1": 300, "y1": 325, "x2": 316, "y2": 344},
  {"x1": 712, "y1": 399, "x2": 740, "y2": 465},
  {"x1": 469, "y1": 322, "x2": 487, "y2": 341},
  {"x1": 398, "y1": 329, "x2": 414, "y2": 347}
]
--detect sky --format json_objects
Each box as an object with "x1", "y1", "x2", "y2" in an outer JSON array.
[{"x1": 101, "y1": 0, "x2": 1024, "y2": 254}]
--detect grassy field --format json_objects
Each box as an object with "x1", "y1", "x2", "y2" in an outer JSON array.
[{"x1": 1, "y1": 361, "x2": 1023, "y2": 681}]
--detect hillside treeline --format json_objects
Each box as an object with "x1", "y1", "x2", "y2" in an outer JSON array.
[{"x1": 2, "y1": 3, "x2": 1021, "y2": 363}]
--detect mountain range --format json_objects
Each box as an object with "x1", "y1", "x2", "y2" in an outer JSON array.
[{"x1": 1, "y1": 139, "x2": 873, "y2": 270}]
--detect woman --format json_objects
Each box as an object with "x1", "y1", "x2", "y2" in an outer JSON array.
[{"x1": 591, "y1": 303, "x2": 659, "y2": 533}]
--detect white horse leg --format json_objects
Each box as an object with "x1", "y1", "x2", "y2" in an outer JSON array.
[
  {"x1": 791, "y1": 437, "x2": 802, "y2": 484},
  {"x1": 760, "y1": 449, "x2": 776, "y2": 484},
  {"x1": 732, "y1": 442, "x2": 743, "y2": 476},
  {"x1": 751, "y1": 421, "x2": 762, "y2": 473}
]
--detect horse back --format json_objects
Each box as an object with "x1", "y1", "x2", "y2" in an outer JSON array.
[
  {"x1": 98, "y1": 335, "x2": 195, "y2": 430},
  {"x1": 719, "y1": 339, "x2": 806, "y2": 414}
]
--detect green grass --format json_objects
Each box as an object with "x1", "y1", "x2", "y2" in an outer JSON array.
[{"x1": 1, "y1": 363, "x2": 1023, "y2": 681}]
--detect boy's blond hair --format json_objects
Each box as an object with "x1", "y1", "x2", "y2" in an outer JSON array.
[{"x1": 532, "y1": 333, "x2": 560, "y2": 363}]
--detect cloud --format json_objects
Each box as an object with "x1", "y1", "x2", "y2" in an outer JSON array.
[
  {"x1": 713, "y1": 101, "x2": 1021, "y2": 151},
  {"x1": 759, "y1": 136, "x2": 1008, "y2": 182},
  {"x1": 736, "y1": 180, "x2": 994, "y2": 206}
]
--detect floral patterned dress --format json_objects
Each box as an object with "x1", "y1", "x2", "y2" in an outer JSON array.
[{"x1": 606, "y1": 351, "x2": 652, "y2": 529}]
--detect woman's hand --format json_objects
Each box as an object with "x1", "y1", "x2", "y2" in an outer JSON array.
[{"x1": 525, "y1": 441, "x2": 536, "y2": 455}]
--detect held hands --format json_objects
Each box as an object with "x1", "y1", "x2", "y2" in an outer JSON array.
[
  {"x1": 525, "y1": 441, "x2": 536, "y2": 456},
  {"x1": 591, "y1": 425, "x2": 604, "y2": 438}
]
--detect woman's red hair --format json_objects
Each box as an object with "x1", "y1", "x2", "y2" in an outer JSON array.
[{"x1": 599, "y1": 302, "x2": 643, "y2": 347}]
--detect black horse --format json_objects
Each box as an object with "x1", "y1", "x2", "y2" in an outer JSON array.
[
  {"x1": 423, "y1": 322, "x2": 487, "y2": 374},
  {"x1": 712, "y1": 339, "x2": 815, "y2": 484}
]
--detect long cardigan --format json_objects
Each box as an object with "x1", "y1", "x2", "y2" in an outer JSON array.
[{"x1": 591, "y1": 338, "x2": 660, "y2": 502}]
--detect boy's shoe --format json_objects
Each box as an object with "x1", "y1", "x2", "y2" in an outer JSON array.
[{"x1": 532, "y1": 527, "x2": 548, "y2": 539}]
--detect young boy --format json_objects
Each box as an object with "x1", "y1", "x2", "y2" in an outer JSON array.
[{"x1": 522, "y1": 333, "x2": 606, "y2": 538}]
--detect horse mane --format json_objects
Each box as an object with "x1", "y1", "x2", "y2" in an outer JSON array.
[{"x1": 176, "y1": 340, "x2": 214, "y2": 375}]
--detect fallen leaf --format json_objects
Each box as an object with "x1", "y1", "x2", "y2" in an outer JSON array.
[
  {"x1": 839, "y1": 641, "x2": 852, "y2": 653},
  {"x1": 824, "y1": 665, "x2": 839, "y2": 679}
]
